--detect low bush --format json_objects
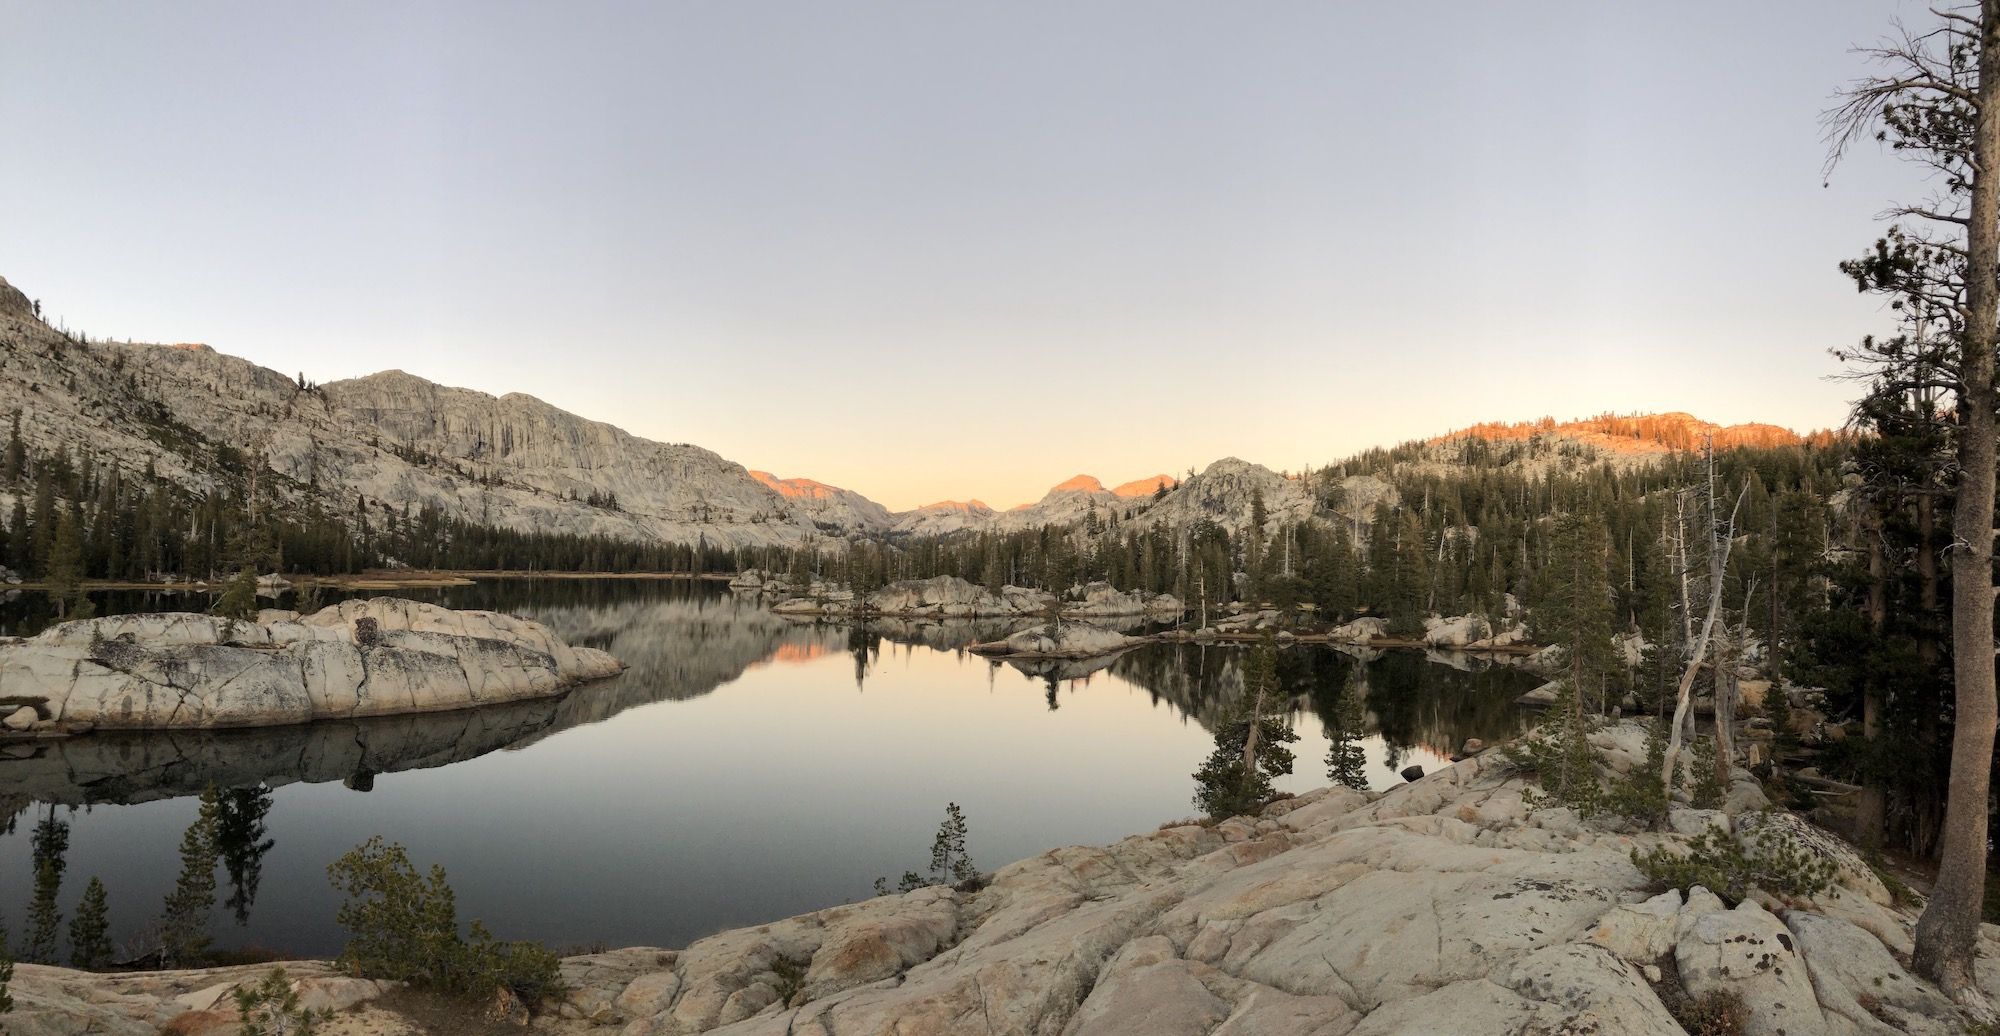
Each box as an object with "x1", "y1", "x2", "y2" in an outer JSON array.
[
  {"x1": 1631, "y1": 822, "x2": 1836, "y2": 905},
  {"x1": 1669, "y1": 988, "x2": 1747, "y2": 1036},
  {"x1": 327, "y1": 837, "x2": 566, "y2": 1008},
  {"x1": 1599, "y1": 721, "x2": 1671, "y2": 829},
  {"x1": 235, "y1": 966, "x2": 333, "y2": 1035}
]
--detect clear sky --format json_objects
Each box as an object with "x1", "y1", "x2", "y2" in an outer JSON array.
[{"x1": 0, "y1": 1, "x2": 1928, "y2": 511}]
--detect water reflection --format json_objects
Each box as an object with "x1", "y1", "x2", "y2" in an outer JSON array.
[{"x1": 0, "y1": 578, "x2": 1538, "y2": 956}]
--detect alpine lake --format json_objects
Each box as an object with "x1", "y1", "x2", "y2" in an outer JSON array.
[{"x1": 0, "y1": 578, "x2": 1539, "y2": 957}]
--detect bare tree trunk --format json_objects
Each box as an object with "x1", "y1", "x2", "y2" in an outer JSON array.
[
  {"x1": 1916, "y1": 3, "x2": 2000, "y2": 999},
  {"x1": 1675, "y1": 492, "x2": 1694, "y2": 645},
  {"x1": 1713, "y1": 582, "x2": 1756, "y2": 791},
  {"x1": 1663, "y1": 450, "x2": 1742, "y2": 796},
  {"x1": 1242, "y1": 675, "x2": 1265, "y2": 774}
]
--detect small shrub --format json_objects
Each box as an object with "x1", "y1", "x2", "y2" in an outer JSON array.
[
  {"x1": 770, "y1": 953, "x2": 809, "y2": 1006},
  {"x1": 462, "y1": 922, "x2": 566, "y2": 1005},
  {"x1": 1863, "y1": 852, "x2": 1917, "y2": 908},
  {"x1": 1600, "y1": 721, "x2": 1671, "y2": 829},
  {"x1": 236, "y1": 966, "x2": 333, "y2": 1035},
  {"x1": 327, "y1": 837, "x2": 566, "y2": 1008},
  {"x1": 1508, "y1": 682, "x2": 1604, "y2": 817},
  {"x1": 328, "y1": 837, "x2": 461, "y2": 986},
  {"x1": 1763, "y1": 683, "x2": 1795, "y2": 753},
  {"x1": 1688, "y1": 736, "x2": 1724, "y2": 810},
  {"x1": 1631, "y1": 822, "x2": 1837, "y2": 905},
  {"x1": 213, "y1": 568, "x2": 260, "y2": 621},
  {"x1": 1670, "y1": 988, "x2": 1747, "y2": 1036}
]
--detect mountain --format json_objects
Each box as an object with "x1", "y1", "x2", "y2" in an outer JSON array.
[
  {"x1": 0, "y1": 274, "x2": 1819, "y2": 559},
  {"x1": 749, "y1": 470, "x2": 895, "y2": 533},
  {"x1": 886, "y1": 460, "x2": 1393, "y2": 542},
  {"x1": 1437, "y1": 412, "x2": 1809, "y2": 457},
  {"x1": 0, "y1": 277, "x2": 872, "y2": 550},
  {"x1": 895, "y1": 472, "x2": 1185, "y2": 538},
  {"x1": 1110, "y1": 474, "x2": 1178, "y2": 498},
  {"x1": 888, "y1": 499, "x2": 996, "y2": 536}
]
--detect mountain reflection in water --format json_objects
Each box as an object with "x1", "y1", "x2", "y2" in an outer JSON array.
[{"x1": 0, "y1": 578, "x2": 1538, "y2": 956}]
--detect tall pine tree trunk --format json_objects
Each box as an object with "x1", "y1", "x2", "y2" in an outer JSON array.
[{"x1": 1915, "y1": 0, "x2": 2000, "y2": 998}]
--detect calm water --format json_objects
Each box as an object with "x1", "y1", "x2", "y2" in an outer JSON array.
[{"x1": 0, "y1": 579, "x2": 1536, "y2": 957}]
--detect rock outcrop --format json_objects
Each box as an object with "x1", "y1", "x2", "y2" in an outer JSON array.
[
  {"x1": 1328, "y1": 616, "x2": 1390, "y2": 644},
  {"x1": 1422, "y1": 613, "x2": 1491, "y2": 648},
  {"x1": 770, "y1": 576, "x2": 1180, "y2": 620},
  {"x1": 0, "y1": 598, "x2": 621, "y2": 730},
  {"x1": 967, "y1": 623, "x2": 1143, "y2": 659},
  {"x1": 18, "y1": 721, "x2": 1984, "y2": 1036}
]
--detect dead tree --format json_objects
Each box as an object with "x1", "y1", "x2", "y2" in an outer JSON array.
[{"x1": 1662, "y1": 443, "x2": 1745, "y2": 796}]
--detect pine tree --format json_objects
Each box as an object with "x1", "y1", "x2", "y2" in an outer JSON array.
[
  {"x1": 1, "y1": 412, "x2": 21, "y2": 486},
  {"x1": 158, "y1": 789, "x2": 222, "y2": 968},
  {"x1": 68, "y1": 877, "x2": 112, "y2": 970},
  {"x1": 1324, "y1": 671, "x2": 1370, "y2": 792},
  {"x1": 1533, "y1": 514, "x2": 1616, "y2": 714},
  {"x1": 24, "y1": 811, "x2": 68, "y2": 963},
  {"x1": 213, "y1": 567, "x2": 259, "y2": 621},
  {"x1": 928, "y1": 803, "x2": 975, "y2": 885},
  {"x1": 24, "y1": 860, "x2": 61, "y2": 965},
  {"x1": 28, "y1": 474, "x2": 55, "y2": 577},
  {"x1": 7, "y1": 496, "x2": 28, "y2": 573},
  {"x1": 1517, "y1": 679, "x2": 1603, "y2": 816},
  {"x1": 217, "y1": 787, "x2": 276, "y2": 926},
  {"x1": 1193, "y1": 638, "x2": 1298, "y2": 819},
  {"x1": 47, "y1": 505, "x2": 91, "y2": 620}
]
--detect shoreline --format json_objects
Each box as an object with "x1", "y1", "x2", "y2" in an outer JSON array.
[
  {"x1": 11, "y1": 730, "x2": 1968, "y2": 1036},
  {"x1": 2, "y1": 568, "x2": 734, "y2": 592},
  {"x1": 8, "y1": 572, "x2": 1551, "y2": 657}
]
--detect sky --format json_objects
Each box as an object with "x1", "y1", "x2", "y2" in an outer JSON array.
[{"x1": 0, "y1": 1, "x2": 1936, "y2": 511}]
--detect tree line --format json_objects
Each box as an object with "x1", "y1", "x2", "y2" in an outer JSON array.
[{"x1": 0, "y1": 417, "x2": 740, "y2": 614}]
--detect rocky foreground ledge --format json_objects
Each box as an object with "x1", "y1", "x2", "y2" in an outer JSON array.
[
  {"x1": 16, "y1": 721, "x2": 1994, "y2": 1035},
  {"x1": 0, "y1": 598, "x2": 622, "y2": 731}
]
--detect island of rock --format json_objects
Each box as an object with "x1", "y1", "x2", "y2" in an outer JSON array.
[{"x1": 0, "y1": 598, "x2": 622, "y2": 732}]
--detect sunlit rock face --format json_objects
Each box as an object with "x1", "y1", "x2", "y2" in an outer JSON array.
[
  {"x1": 0, "y1": 597, "x2": 620, "y2": 730},
  {"x1": 750, "y1": 470, "x2": 896, "y2": 532}
]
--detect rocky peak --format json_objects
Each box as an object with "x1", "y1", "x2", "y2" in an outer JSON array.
[
  {"x1": 1112, "y1": 474, "x2": 1177, "y2": 497},
  {"x1": 0, "y1": 275, "x2": 39, "y2": 323},
  {"x1": 1048, "y1": 474, "x2": 1107, "y2": 495}
]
